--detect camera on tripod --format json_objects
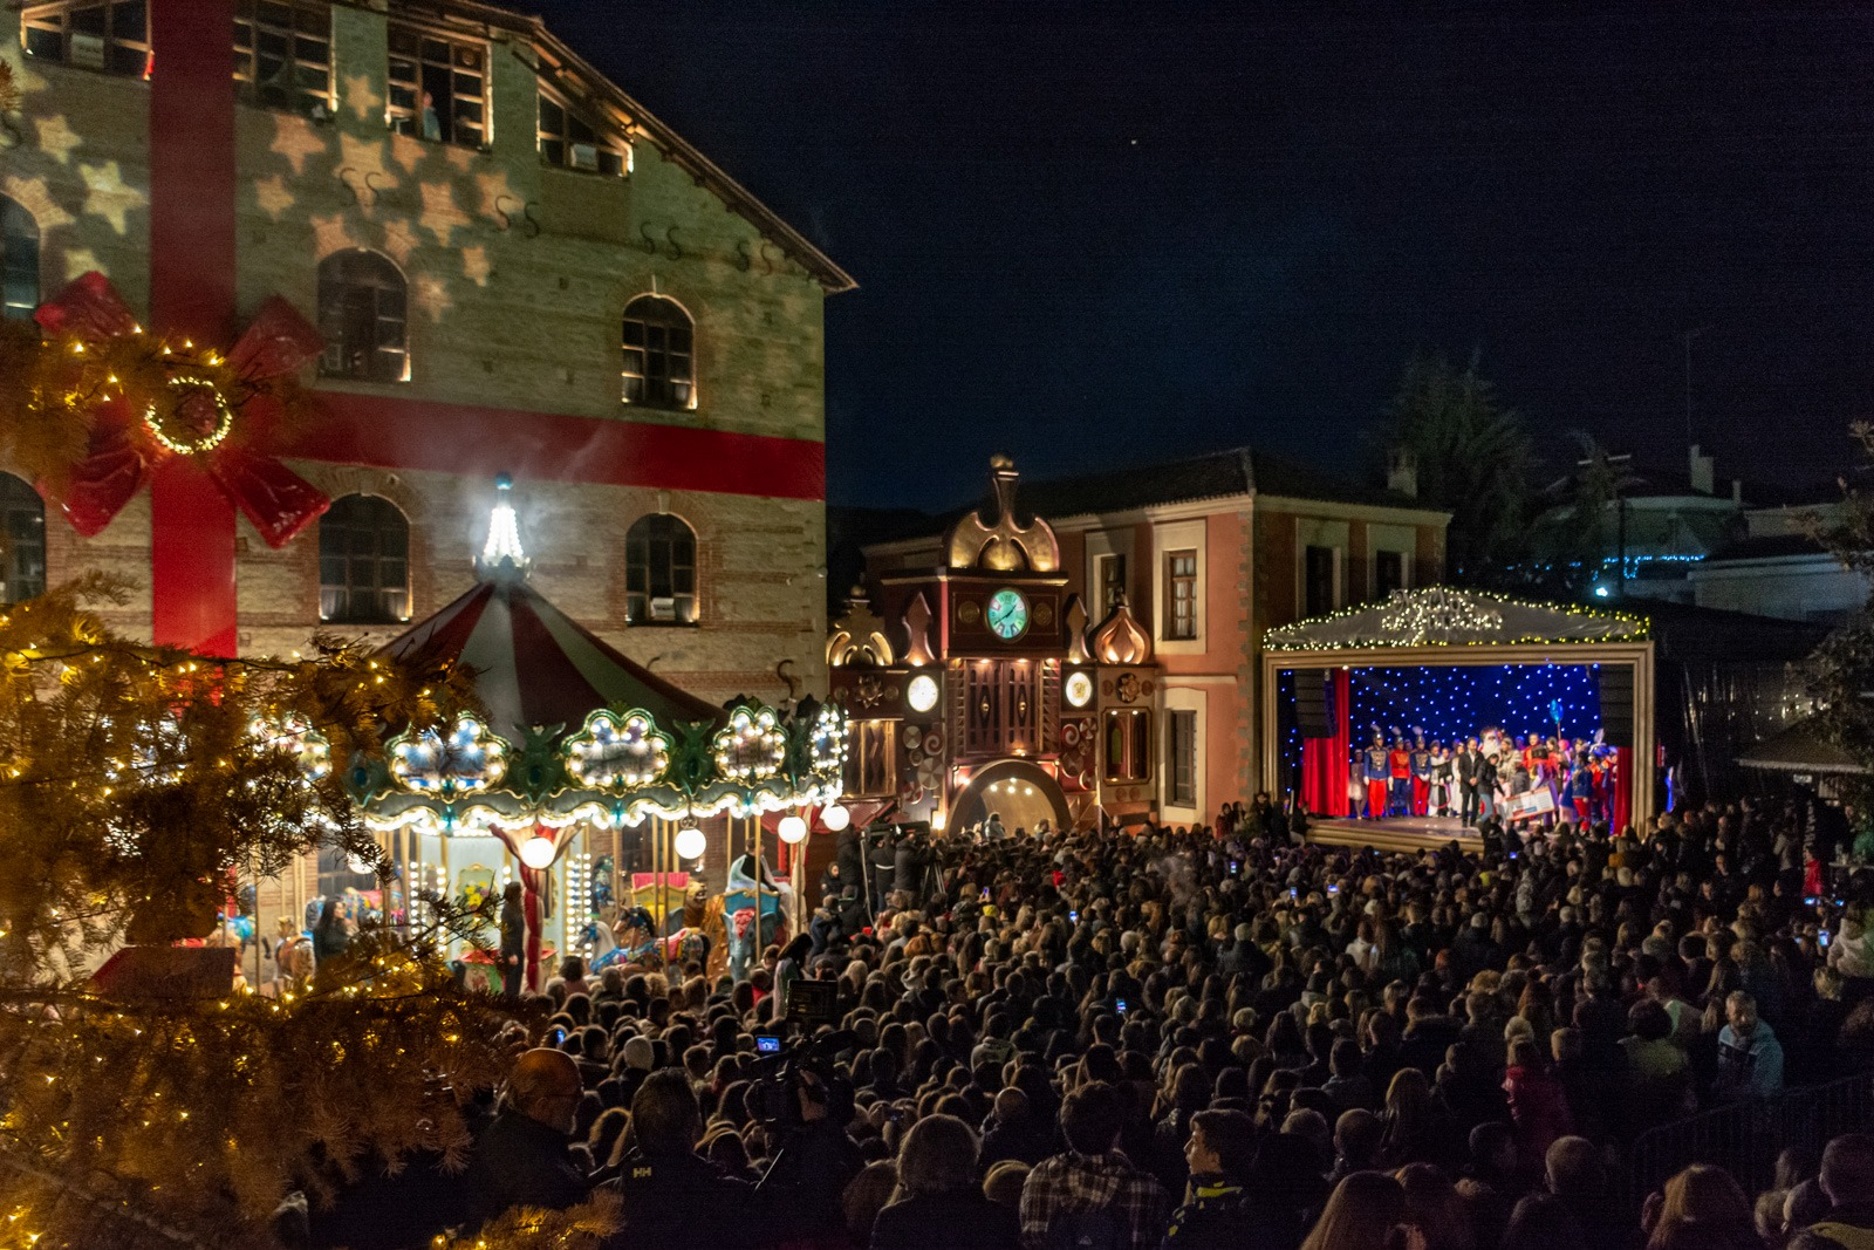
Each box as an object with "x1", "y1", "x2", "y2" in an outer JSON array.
[{"x1": 748, "y1": 1030, "x2": 854, "y2": 1128}]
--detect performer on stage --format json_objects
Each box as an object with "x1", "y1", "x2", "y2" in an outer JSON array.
[
  {"x1": 1430, "y1": 741, "x2": 1454, "y2": 818},
  {"x1": 1409, "y1": 731, "x2": 1433, "y2": 817},
  {"x1": 1475, "y1": 750, "x2": 1499, "y2": 823},
  {"x1": 1568, "y1": 748, "x2": 1594, "y2": 824},
  {"x1": 1362, "y1": 729, "x2": 1390, "y2": 820},
  {"x1": 1387, "y1": 731, "x2": 1412, "y2": 817},
  {"x1": 1456, "y1": 738, "x2": 1479, "y2": 826}
]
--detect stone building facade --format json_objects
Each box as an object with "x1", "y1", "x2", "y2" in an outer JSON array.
[{"x1": 2, "y1": 0, "x2": 848, "y2": 706}]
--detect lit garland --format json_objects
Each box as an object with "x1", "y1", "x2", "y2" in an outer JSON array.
[
  {"x1": 563, "y1": 707, "x2": 670, "y2": 789},
  {"x1": 1264, "y1": 586, "x2": 1649, "y2": 651},
  {"x1": 711, "y1": 704, "x2": 787, "y2": 784},
  {"x1": 144, "y1": 373, "x2": 236, "y2": 455},
  {"x1": 387, "y1": 715, "x2": 510, "y2": 798}
]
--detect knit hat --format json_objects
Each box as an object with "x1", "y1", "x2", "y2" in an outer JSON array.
[{"x1": 622, "y1": 1035, "x2": 654, "y2": 1071}]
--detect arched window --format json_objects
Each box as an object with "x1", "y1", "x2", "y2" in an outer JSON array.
[
  {"x1": 625, "y1": 513, "x2": 697, "y2": 625},
  {"x1": 621, "y1": 296, "x2": 694, "y2": 409},
  {"x1": 319, "y1": 494, "x2": 410, "y2": 624},
  {"x1": 317, "y1": 250, "x2": 407, "y2": 382},
  {"x1": 0, "y1": 473, "x2": 46, "y2": 604},
  {"x1": 2, "y1": 196, "x2": 40, "y2": 321}
]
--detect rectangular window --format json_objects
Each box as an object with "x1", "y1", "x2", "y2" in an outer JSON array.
[
  {"x1": 1374, "y1": 549, "x2": 1406, "y2": 598},
  {"x1": 234, "y1": 0, "x2": 332, "y2": 117},
  {"x1": 1097, "y1": 551, "x2": 1127, "y2": 615},
  {"x1": 1166, "y1": 549, "x2": 1198, "y2": 640},
  {"x1": 21, "y1": 2, "x2": 151, "y2": 77},
  {"x1": 852, "y1": 720, "x2": 898, "y2": 798},
  {"x1": 1168, "y1": 709, "x2": 1197, "y2": 807},
  {"x1": 387, "y1": 23, "x2": 486, "y2": 148},
  {"x1": 1304, "y1": 544, "x2": 1338, "y2": 617},
  {"x1": 538, "y1": 90, "x2": 628, "y2": 176},
  {"x1": 1103, "y1": 708, "x2": 1152, "y2": 783}
]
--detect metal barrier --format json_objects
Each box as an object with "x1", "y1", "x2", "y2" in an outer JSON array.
[{"x1": 1626, "y1": 1070, "x2": 1874, "y2": 1203}]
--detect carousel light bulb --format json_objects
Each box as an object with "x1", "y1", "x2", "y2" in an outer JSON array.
[
  {"x1": 821, "y1": 802, "x2": 852, "y2": 832},
  {"x1": 518, "y1": 834, "x2": 556, "y2": 869},
  {"x1": 778, "y1": 814, "x2": 808, "y2": 844},
  {"x1": 674, "y1": 824, "x2": 707, "y2": 860}
]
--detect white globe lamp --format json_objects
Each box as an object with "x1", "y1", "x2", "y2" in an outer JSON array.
[
  {"x1": 821, "y1": 802, "x2": 852, "y2": 833},
  {"x1": 778, "y1": 813, "x2": 809, "y2": 844},
  {"x1": 518, "y1": 834, "x2": 557, "y2": 870},
  {"x1": 673, "y1": 824, "x2": 708, "y2": 861}
]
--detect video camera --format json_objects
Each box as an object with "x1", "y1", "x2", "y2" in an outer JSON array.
[{"x1": 748, "y1": 1030, "x2": 855, "y2": 1129}]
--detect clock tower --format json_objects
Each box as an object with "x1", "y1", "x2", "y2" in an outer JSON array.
[{"x1": 829, "y1": 457, "x2": 1160, "y2": 836}]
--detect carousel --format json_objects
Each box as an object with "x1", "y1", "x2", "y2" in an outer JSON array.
[{"x1": 350, "y1": 477, "x2": 848, "y2": 991}]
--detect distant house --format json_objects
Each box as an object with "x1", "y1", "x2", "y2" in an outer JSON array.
[{"x1": 1535, "y1": 445, "x2": 1864, "y2": 622}]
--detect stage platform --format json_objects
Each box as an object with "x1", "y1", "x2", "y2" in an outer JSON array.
[{"x1": 1306, "y1": 815, "x2": 1483, "y2": 855}]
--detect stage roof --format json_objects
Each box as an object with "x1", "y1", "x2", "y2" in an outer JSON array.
[{"x1": 1264, "y1": 587, "x2": 1650, "y2": 651}]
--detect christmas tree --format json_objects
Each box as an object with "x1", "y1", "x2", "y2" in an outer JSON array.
[{"x1": 0, "y1": 575, "x2": 553, "y2": 1245}]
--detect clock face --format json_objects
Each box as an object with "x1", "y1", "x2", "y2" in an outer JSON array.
[
  {"x1": 906, "y1": 673, "x2": 940, "y2": 713},
  {"x1": 1064, "y1": 670, "x2": 1094, "y2": 708},
  {"x1": 986, "y1": 588, "x2": 1029, "y2": 641}
]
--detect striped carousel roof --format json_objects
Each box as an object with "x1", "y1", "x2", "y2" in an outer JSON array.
[{"x1": 381, "y1": 577, "x2": 722, "y2": 743}]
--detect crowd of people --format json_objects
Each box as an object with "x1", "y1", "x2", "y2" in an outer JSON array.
[{"x1": 300, "y1": 793, "x2": 1874, "y2": 1250}]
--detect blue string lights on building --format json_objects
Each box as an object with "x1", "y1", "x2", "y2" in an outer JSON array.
[{"x1": 1348, "y1": 663, "x2": 1604, "y2": 745}]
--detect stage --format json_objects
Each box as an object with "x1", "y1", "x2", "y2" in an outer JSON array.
[{"x1": 1306, "y1": 814, "x2": 1483, "y2": 855}]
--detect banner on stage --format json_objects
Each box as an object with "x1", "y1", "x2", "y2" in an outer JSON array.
[{"x1": 1504, "y1": 790, "x2": 1556, "y2": 822}]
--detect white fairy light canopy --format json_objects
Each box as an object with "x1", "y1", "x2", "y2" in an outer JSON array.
[{"x1": 1263, "y1": 587, "x2": 1649, "y2": 652}]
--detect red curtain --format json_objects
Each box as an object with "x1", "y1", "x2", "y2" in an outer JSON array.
[
  {"x1": 1614, "y1": 745, "x2": 1634, "y2": 835},
  {"x1": 1300, "y1": 669, "x2": 1352, "y2": 818}
]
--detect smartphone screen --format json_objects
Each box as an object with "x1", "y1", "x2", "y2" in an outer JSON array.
[
  {"x1": 1115, "y1": 999, "x2": 1129, "y2": 1014},
  {"x1": 756, "y1": 1035, "x2": 782, "y2": 1055}
]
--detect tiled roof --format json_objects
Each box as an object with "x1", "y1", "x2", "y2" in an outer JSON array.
[{"x1": 1007, "y1": 447, "x2": 1433, "y2": 520}]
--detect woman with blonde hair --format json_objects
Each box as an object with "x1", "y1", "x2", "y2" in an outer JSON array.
[
  {"x1": 870, "y1": 1113, "x2": 1018, "y2": 1249},
  {"x1": 1301, "y1": 1170, "x2": 1410, "y2": 1250}
]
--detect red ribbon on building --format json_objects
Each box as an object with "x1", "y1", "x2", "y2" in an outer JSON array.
[
  {"x1": 92, "y1": 0, "x2": 826, "y2": 654},
  {"x1": 36, "y1": 270, "x2": 332, "y2": 549}
]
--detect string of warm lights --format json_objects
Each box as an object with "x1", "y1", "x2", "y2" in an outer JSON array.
[{"x1": 1264, "y1": 586, "x2": 1649, "y2": 651}]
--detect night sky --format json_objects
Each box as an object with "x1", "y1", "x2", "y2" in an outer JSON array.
[{"x1": 525, "y1": 1, "x2": 1874, "y2": 510}]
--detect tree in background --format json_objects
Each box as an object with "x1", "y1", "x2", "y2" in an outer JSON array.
[
  {"x1": 1522, "y1": 432, "x2": 1650, "y2": 598},
  {"x1": 1806, "y1": 422, "x2": 1874, "y2": 844},
  {"x1": 1376, "y1": 353, "x2": 1535, "y2": 586}
]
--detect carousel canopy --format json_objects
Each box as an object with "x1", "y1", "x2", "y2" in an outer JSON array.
[
  {"x1": 382, "y1": 576, "x2": 721, "y2": 744},
  {"x1": 1263, "y1": 587, "x2": 1649, "y2": 651},
  {"x1": 353, "y1": 478, "x2": 846, "y2": 838}
]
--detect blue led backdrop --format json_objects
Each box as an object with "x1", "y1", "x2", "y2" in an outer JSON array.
[{"x1": 1346, "y1": 663, "x2": 1604, "y2": 744}]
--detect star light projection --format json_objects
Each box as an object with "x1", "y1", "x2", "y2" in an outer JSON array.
[{"x1": 0, "y1": 49, "x2": 541, "y2": 331}]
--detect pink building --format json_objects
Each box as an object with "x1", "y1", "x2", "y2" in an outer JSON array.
[{"x1": 833, "y1": 451, "x2": 1448, "y2": 831}]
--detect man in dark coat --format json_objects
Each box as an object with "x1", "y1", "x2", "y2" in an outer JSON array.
[
  {"x1": 464, "y1": 1048, "x2": 589, "y2": 1225},
  {"x1": 600, "y1": 1069, "x2": 750, "y2": 1247}
]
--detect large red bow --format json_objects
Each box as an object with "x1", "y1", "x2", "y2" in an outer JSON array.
[{"x1": 34, "y1": 271, "x2": 330, "y2": 547}]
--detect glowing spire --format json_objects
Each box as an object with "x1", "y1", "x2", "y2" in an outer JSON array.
[{"x1": 477, "y1": 473, "x2": 530, "y2": 581}]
